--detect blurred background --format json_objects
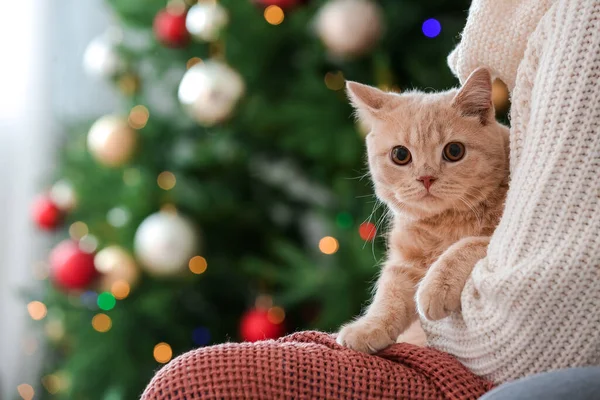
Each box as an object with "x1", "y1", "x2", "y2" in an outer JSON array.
[{"x1": 0, "y1": 0, "x2": 510, "y2": 398}]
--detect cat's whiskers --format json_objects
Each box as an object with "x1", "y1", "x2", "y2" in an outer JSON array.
[{"x1": 458, "y1": 195, "x2": 483, "y2": 231}]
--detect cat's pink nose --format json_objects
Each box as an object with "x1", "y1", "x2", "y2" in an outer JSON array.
[{"x1": 417, "y1": 176, "x2": 437, "y2": 191}]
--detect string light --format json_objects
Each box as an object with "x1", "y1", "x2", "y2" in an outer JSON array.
[
  {"x1": 157, "y1": 171, "x2": 177, "y2": 190},
  {"x1": 189, "y1": 256, "x2": 208, "y2": 274},
  {"x1": 186, "y1": 57, "x2": 203, "y2": 69},
  {"x1": 267, "y1": 306, "x2": 285, "y2": 324},
  {"x1": 324, "y1": 71, "x2": 345, "y2": 91},
  {"x1": 319, "y1": 236, "x2": 339, "y2": 255},
  {"x1": 128, "y1": 105, "x2": 150, "y2": 129},
  {"x1": 97, "y1": 292, "x2": 116, "y2": 311},
  {"x1": 422, "y1": 18, "x2": 441, "y2": 38},
  {"x1": 17, "y1": 384, "x2": 34, "y2": 400},
  {"x1": 92, "y1": 313, "x2": 112, "y2": 333},
  {"x1": 27, "y1": 301, "x2": 47, "y2": 321},
  {"x1": 255, "y1": 294, "x2": 273, "y2": 310},
  {"x1": 111, "y1": 280, "x2": 131, "y2": 300},
  {"x1": 264, "y1": 5, "x2": 284, "y2": 25},
  {"x1": 69, "y1": 221, "x2": 89, "y2": 240},
  {"x1": 153, "y1": 342, "x2": 173, "y2": 364}
]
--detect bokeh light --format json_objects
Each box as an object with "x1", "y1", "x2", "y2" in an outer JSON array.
[
  {"x1": 192, "y1": 327, "x2": 211, "y2": 346},
  {"x1": 69, "y1": 221, "x2": 89, "y2": 240},
  {"x1": 153, "y1": 342, "x2": 173, "y2": 364},
  {"x1": 267, "y1": 306, "x2": 285, "y2": 325},
  {"x1": 255, "y1": 294, "x2": 273, "y2": 310},
  {"x1": 45, "y1": 319, "x2": 66, "y2": 342},
  {"x1": 336, "y1": 212, "x2": 353, "y2": 229},
  {"x1": 81, "y1": 291, "x2": 99, "y2": 310},
  {"x1": 123, "y1": 168, "x2": 141, "y2": 186},
  {"x1": 319, "y1": 236, "x2": 339, "y2": 255},
  {"x1": 128, "y1": 105, "x2": 150, "y2": 129},
  {"x1": 42, "y1": 374, "x2": 61, "y2": 395},
  {"x1": 186, "y1": 57, "x2": 203, "y2": 69},
  {"x1": 117, "y1": 73, "x2": 141, "y2": 96},
  {"x1": 264, "y1": 5, "x2": 284, "y2": 25},
  {"x1": 324, "y1": 71, "x2": 345, "y2": 91},
  {"x1": 27, "y1": 301, "x2": 47, "y2": 321},
  {"x1": 92, "y1": 313, "x2": 112, "y2": 333},
  {"x1": 107, "y1": 206, "x2": 131, "y2": 228},
  {"x1": 157, "y1": 171, "x2": 177, "y2": 190},
  {"x1": 359, "y1": 222, "x2": 377, "y2": 241},
  {"x1": 189, "y1": 256, "x2": 208, "y2": 274},
  {"x1": 97, "y1": 292, "x2": 116, "y2": 311},
  {"x1": 17, "y1": 384, "x2": 34, "y2": 400},
  {"x1": 111, "y1": 280, "x2": 131, "y2": 300},
  {"x1": 79, "y1": 234, "x2": 99, "y2": 253},
  {"x1": 422, "y1": 18, "x2": 441, "y2": 38}
]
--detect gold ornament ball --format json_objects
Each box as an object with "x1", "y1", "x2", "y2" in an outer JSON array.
[
  {"x1": 87, "y1": 115, "x2": 138, "y2": 167},
  {"x1": 316, "y1": 0, "x2": 384, "y2": 59},
  {"x1": 94, "y1": 245, "x2": 140, "y2": 291}
]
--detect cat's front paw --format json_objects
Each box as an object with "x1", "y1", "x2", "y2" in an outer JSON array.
[
  {"x1": 336, "y1": 317, "x2": 395, "y2": 353},
  {"x1": 416, "y1": 269, "x2": 462, "y2": 321}
]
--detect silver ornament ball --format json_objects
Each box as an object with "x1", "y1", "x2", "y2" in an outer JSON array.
[
  {"x1": 134, "y1": 212, "x2": 200, "y2": 276},
  {"x1": 186, "y1": 2, "x2": 229, "y2": 42},
  {"x1": 178, "y1": 60, "x2": 245, "y2": 126},
  {"x1": 316, "y1": 0, "x2": 384, "y2": 58}
]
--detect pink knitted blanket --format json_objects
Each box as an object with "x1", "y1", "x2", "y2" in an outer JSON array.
[{"x1": 141, "y1": 331, "x2": 493, "y2": 399}]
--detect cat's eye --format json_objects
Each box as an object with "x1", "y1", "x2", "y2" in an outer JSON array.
[
  {"x1": 391, "y1": 146, "x2": 412, "y2": 165},
  {"x1": 443, "y1": 142, "x2": 466, "y2": 162}
]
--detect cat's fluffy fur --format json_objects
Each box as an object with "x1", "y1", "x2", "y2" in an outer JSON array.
[{"x1": 337, "y1": 68, "x2": 509, "y2": 353}]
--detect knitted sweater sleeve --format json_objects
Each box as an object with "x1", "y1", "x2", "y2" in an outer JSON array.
[{"x1": 422, "y1": 0, "x2": 600, "y2": 383}]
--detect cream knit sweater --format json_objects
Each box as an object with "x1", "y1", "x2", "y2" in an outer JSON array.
[{"x1": 422, "y1": 0, "x2": 600, "y2": 384}]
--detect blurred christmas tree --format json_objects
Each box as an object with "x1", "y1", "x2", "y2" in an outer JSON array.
[{"x1": 23, "y1": 0, "x2": 513, "y2": 398}]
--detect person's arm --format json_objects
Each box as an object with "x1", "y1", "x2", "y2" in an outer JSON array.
[{"x1": 422, "y1": 0, "x2": 600, "y2": 384}]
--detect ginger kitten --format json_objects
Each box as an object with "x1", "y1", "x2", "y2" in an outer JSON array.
[{"x1": 337, "y1": 68, "x2": 509, "y2": 353}]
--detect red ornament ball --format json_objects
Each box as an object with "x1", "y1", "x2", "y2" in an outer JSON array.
[
  {"x1": 153, "y1": 9, "x2": 190, "y2": 48},
  {"x1": 50, "y1": 241, "x2": 98, "y2": 290},
  {"x1": 253, "y1": 0, "x2": 308, "y2": 9},
  {"x1": 240, "y1": 309, "x2": 285, "y2": 342},
  {"x1": 31, "y1": 195, "x2": 62, "y2": 231},
  {"x1": 359, "y1": 222, "x2": 377, "y2": 241}
]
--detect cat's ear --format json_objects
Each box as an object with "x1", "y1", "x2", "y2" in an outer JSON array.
[
  {"x1": 452, "y1": 67, "x2": 494, "y2": 124},
  {"x1": 346, "y1": 81, "x2": 399, "y2": 124}
]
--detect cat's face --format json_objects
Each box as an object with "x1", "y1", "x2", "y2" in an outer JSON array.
[{"x1": 348, "y1": 68, "x2": 509, "y2": 218}]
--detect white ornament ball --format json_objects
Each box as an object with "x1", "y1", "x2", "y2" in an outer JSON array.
[
  {"x1": 94, "y1": 245, "x2": 140, "y2": 291},
  {"x1": 186, "y1": 2, "x2": 229, "y2": 42},
  {"x1": 178, "y1": 60, "x2": 245, "y2": 126},
  {"x1": 87, "y1": 115, "x2": 138, "y2": 167},
  {"x1": 316, "y1": 0, "x2": 384, "y2": 58},
  {"x1": 134, "y1": 212, "x2": 199, "y2": 276},
  {"x1": 50, "y1": 180, "x2": 77, "y2": 211},
  {"x1": 83, "y1": 30, "x2": 125, "y2": 79}
]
